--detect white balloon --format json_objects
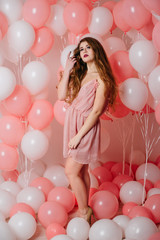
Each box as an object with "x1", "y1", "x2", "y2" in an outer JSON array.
[
  {"x1": 135, "y1": 163, "x2": 160, "y2": 184},
  {"x1": 7, "y1": 20, "x2": 35, "y2": 54},
  {"x1": 128, "y1": 150, "x2": 145, "y2": 165},
  {"x1": 147, "y1": 188, "x2": 160, "y2": 198},
  {"x1": 51, "y1": 235, "x2": 73, "y2": 240},
  {"x1": 80, "y1": 33, "x2": 104, "y2": 46},
  {"x1": 0, "y1": 0, "x2": 22, "y2": 25},
  {"x1": 67, "y1": 217, "x2": 90, "y2": 240},
  {"x1": 0, "y1": 189, "x2": 16, "y2": 218},
  {"x1": 129, "y1": 40, "x2": 158, "y2": 75},
  {"x1": 89, "y1": 219, "x2": 122, "y2": 240},
  {"x1": 8, "y1": 212, "x2": 37, "y2": 240},
  {"x1": 113, "y1": 215, "x2": 130, "y2": 238},
  {"x1": 47, "y1": 4, "x2": 67, "y2": 36},
  {"x1": 27, "y1": 159, "x2": 46, "y2": 176},
  {"x1": 22, "y1": 61, "x2": 50, "y2": 95},
  {"x1": 125, "y1": 216, "x2": 158, "y2": 240},
  {"x1": 0, "y1": 175, "x2": 5, "y2": 184},
  {"x1": 0, "y1": 211, "x2": 5, "y2": 222},
  {"x1": 43, "y1": 164, "x2": 69, "y2": 187},
  {"x1": 119, "y1": 78, "x2": 148, "y2": 111},
  {"x1": 60, "y1": 44, "x2": 77, "y2": 68},
  {"x1": 0, "y1": 221, "x2": 16, "y2": 240},
  {"x1": 88, "y1": 7, "x2": 113, "y2": 36},
  {"x1": 0, "y1": 181, "x2": 21, "y2": 196},
  {"x1": 17, "y1": 171, "x2": 40, "y2": 189},
  {"x1": 104, "y1": 36, "x2": 126, "y2": 57},
  {"x1": 21, "y1": 130, "x2": 49, "y2": 161},
  {"x1": 0, "y1": 66, "x2": 16, "y2": 101},
  {"x1": 148, "y1": 65, "x2": 160, "y2": 101},
  {"x1": 17, "y1": 186, "x2": 45, "y2": 213}
]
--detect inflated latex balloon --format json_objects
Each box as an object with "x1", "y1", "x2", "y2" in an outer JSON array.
[
  {"x1": 46, "y1": 222, "x2": 66, "y2": 239},
  {"x1": 144, "y1": 194, "x2": 160, "y2": 223},
  {"x1": 0, "y1": 181, "x2": 21, "y2": 197},
  {"x1": 0, "y1": 189, "x2": 16, "y2": 218},
  {"x1": 104, "y1": 37, "x2": 126, "y2": 57},
  {"x1": 148, "y1": 65, "x2": 160, "y2": 100},
  {"x1": 60, "y1": 44, "x2": 76, "y2": 68},
  {"x1": 113, "y1": 215, "x2": 130, "y2": 238},
  {"x1": 53, "y1": 100, "x2": 67, "y2": 126},
  {"x1": 0, "y1": 221, "x2": 16, "y2": 240},
  {"x1": 135, "y1": 163, "x2": 160, "y2": 184},
  {"x1": 141, "y1": 0, "x2": 160, "y2": 15},
  {"x1": 51, "y1": 235, "x2": 73, "y2": 240},
  {"x1": 10, "y1": 202, "x2": 36, "y2": 219}
]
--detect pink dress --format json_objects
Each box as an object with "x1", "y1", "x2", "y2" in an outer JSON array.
[{"x1": 63, "y1": 79, "x2": 100, "y2": 164}]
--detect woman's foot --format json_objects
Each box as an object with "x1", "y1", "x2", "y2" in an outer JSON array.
[{"x1": 79, "y1": 207, "x2": 93, "y2": 224}]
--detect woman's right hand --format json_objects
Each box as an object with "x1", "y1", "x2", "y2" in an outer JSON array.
[{"x1": 65, "y1": 51, "x2": 77, "y2": 73}]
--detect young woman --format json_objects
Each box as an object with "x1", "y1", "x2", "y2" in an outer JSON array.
[{"x1": 57, "y1": 37, "x2": 117, "y2": 222}]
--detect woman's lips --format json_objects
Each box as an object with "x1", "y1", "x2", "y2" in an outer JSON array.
[{"x1": 84, "y1": 54, "x2": 88, "y2": 57}]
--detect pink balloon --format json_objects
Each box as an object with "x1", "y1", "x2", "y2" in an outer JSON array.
[
  {"x1": 30, "y1": 177, "x2": 54, "y2": 200},
  {"x1": 154, "y1": 179, "x2": 160, "y2": 188},
  {"x1": 0, "y1": 143, "x2": 19, "y2": 171},
  {"x1": 1, "y1": 169, "x2": 19, "y2": 182},
  {"x1": 38, "y1": 201, "x2": 68, "y2": 228},
  {"x1": 92, "y1": 166, "x2": 113, "y2": 184},
  {"x1": 155, "y1": 103, "x2": 160, "y2": 125},
  {"x1": 27, "y1": 100, "x2": 54, "y2": 130},
  {"x1": 10, "y1": 203, "x2": 36, "y2": 219},
  {"x1": 90, "y1": 190, "x2": 119, "y2": 219},
  {"x1": 111, "y1": 162, "x2": 132, "y2": 178},
  {"x1": 152, "y1": 21, "x2": 160, "y2": 52},
  {"x1": 139, "y1": 21, "x2": 154, "y2": 40},
  {"x1": 4, "y1": 85, "x2": 32, "y2": 117},
  {"x1": 113, "y1": 174, "x2": 133, "y2": 189},
  {"x1": 0, "y1": 115, "x2": 25, "y2": 146},
  {"x1": 148, "y1": 232, "x2": 160, "y2": 240},
  {"x1": 122, "y1": 202, "x2": 138, "y2": 216},
  {"x1": 122, "y1": 0, "x2": 151, "y2": 30},
  {"x1": 109, "y1": 51, "x2": 137, "y2": 84},
  {"x1": 103, "y1": 161, "x2": 116, "y2": 171},
  {"x1": 53, "y1": 100, "x2": 67, "y2": 126},
  {"x1": 141, "y1": 0, "x2": 160, "y2": 15},
  {"x1": 0, "y1": 12, "x2": 8, "y2": 39},
  {"x1": 108, "y1": 95, "x2": 131, "y2": 118},
  {"x1": 48, "y1": 187, "x2": 75, "y2": 213},
  {"x1": 46, "y1": 222, "x2": 66, "y2": 239},
  {"x1": 137, "y1": 179, "x2": 154, "y2": 193},
  {"x1": 23, "y1": 0, "x2": 51, "y2": 29},
  {"x1": 144, "y1": 194, "x2": 160, "y2": 223},
  {"x1": 128, "y1": 205, "x2": 154, "y2": 221},
  {"x1": 47, "y1": 0, "x2": 57, "y2": 5},
  {"x1": 31, "y1": 27, "x2": 54, "y2": 57},
  {"x1": 113, "y1": 1, "x2": 131, "y2": 32},
  {"x1": 99, "y1": 181, "x2": 119, "y2": 199},
  {"x1": 72, "y1": 0, "x2": 93, "y2": 10},
  {"x1": 63, "y1": 2, "x2": 90, "y2": 35}
]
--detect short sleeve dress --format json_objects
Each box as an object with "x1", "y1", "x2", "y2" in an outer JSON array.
[{"x1": 63, "y1": 79, "x2": 101, "y2": 164}]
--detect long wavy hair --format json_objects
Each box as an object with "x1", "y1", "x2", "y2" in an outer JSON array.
[{"x1": 65, "y1": 37, "x2": 117, "y2": 107}]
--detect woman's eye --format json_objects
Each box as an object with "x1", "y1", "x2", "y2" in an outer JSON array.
[
  {"x1": 87, "y1": 46, "x2": 91, "y2": 49},
  {"x1": 80, "y1": 49, "x2": 83, "y2": 52}
]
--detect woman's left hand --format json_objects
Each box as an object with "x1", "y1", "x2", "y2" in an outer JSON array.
[{"x1": 68, "y1": 134, "x2": 81, "y2": 149}]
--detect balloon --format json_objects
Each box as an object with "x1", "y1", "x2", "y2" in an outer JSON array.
[
  {"x1": 47, "y1": 4, "x2": 67, "y2": 36},
  {"x1": 102, "y1": 1, "x2": 117, "y2": 32},
  {"x1": 22, "y1": 61, "x2": 50, "y2": 95},
  {"x1": 102, "y1": 161, "x2": 115, "y2": 171},
  {"x1": 89, "y1": 219, "x2": 122, "y2": 240},
  {"x1": 60, "y1": 44, "x2": 77, "y2": 68},
  {"x1": 109, "y1": 51, "x2": 137, "y2": 84},
  {"x1": 155, "y1": 103, "x2": 160, "y2": 125},
  {"x1": 30, "y1": 177, "x2": 54, "y2": 200},
  {"x1": 90, "y1": 190, "x2": 119, "y2": 219},
  {"x1": 38, "y1": 201, "x2": 68, "y2": 228},
  {"x1": 88, "y1": 7, "x2": 113, "y2": 36},
  {"x1": 112, "y1": 174, "x2": 133, "y2": 189},
  {"x1": 122, "y1": 202, "x2": 138, "y2": 216},
  {"x1": 135, "y1": 163, "x2": 160, "y2": 184},
  {"x1": 0, "y1": 66, "x2": 16, "y2": 101},
  {"x1": 50, "y1": 235, "x2": 73, "y2": 240},
  {"x1": 0, "y1": 12, "x2": 8, "y2": 40},
  {"x1": 23, "y1": 0, "x2": 51, "y2": 29},
  {"x1": 10, "y1": 202, "x2": 36, "y2": 219},
  {"x1": 0, "y1": 221, "x2": 16, "y2": 240},
  {"x1": 4, "y1": 85, "x2": 32, "y2": 117},
  {"x1": 113, "y1": 1, "x2": 131, "y2": 32},
  {"x1": 53, "y1": 100, "x2": 67, "y2": 126},
  {"x1": 21, "y1": 130, "x2": 49, "y2": 161},
  {"x1": 0, "y1": 0, "x2": 22, "y2": 25},
  {"x1": 0, "y1": 181, "x2": 21, "y2": 197},
  {"x1": 99, "y1": 181, "x2": 119, "y2": 199},
  {"x1": 43, "y1": 165, "x2": 69, "y2": 187},
  {"x1": 119, "y1": 181, "x2": 146, "y2": 205},
  {"x1": 139, "y1": 21, "x2": 154, "y2": 40},
  {"x1": 112, "y1": 215, "x2": 130, "y2": 238},
  {"x1": 27, "y1": 99, "x2": 54, "y2": 130},
  {"x1": 128, "y1": 205, "x2": 154, "y2": 221},
  {"x1": 138, "y1": 179, "x2": 154, "y2": 193},
  {"x1": 48, "y1": 187, "x2": 75, "y2": 213},
  {"x1": 63, "y1": 2, "x2": 90, "y2": 35},
  {"x1": 141, "y1": 0, "x2": 160, "y2": 15},
  {"x1": 125, "y1": 216, "x2": 158, "y2": 240},
  {"x1": 128, "y1": 150, "x2": 145, "y2": 165},
  {"x1": 144, "y1": 194, "x2": 160, "y2": 223},
  {"x1": 119, "y1": 78, "x2": 148, "y2": 111},
  {"x1": 110, "y1": 162, "x2": 132, "y2": 178},
  {"x1": 66, "y1": 217, "x2": 90, "y2": 240},
  {"x1": 8, "y1": 212, "x2": 37, "y2": 240},
  {"x1": 0, "y1": 143, "x2": 19, "y2": 171},
  {"x1": 122, "y1": 0, "x2": 151, "y2": 30},
  {"x1": 46, "y1": 222, "x2": 66, "y2": 239},
  {"x1": 0, "y1": 115, "x2": 25, "y2": 146},
  {"x1": 17, "y1": 171, "x2": 40, "y2": 189},
  {"x1": 129, "y1": 40, "x2": 158, "y2": 75},
  {"x1": 147, "y1": 188, "x2": 160, "y2": 198},
  {"x1": 104, "y1": 37, "x2": 126, "y2": 57},
  {"x1": 148, "y1": 65, "x2": 160, "y2": 100},
  {"x1": 1, "y1": 169, "x2": 19, "y2": 182},
  {"x1": 17, "y1": 186, "x2": 45, "y2": 213},
  {"x1": 31, "y1": 26, "x2": 54, "y2": 57},
  {"x1": 148, "y1": 232, "x2": 160, "y2": 240},
  {"x1": 92, "y1": 166, "x2": 113, "y2": 184},
  {"x1": 0, "y1": 189, "x2": 16, "y2": 218},
  {"x1": 7, "y1": 20, "x2": 35, "y2": 55}
]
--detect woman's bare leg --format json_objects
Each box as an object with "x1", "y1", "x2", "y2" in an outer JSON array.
[
  {"x1": 81, "y1": 164, "x2": 90, "y2": 203},
  {"x1": 65, "y1": 157, "x2": 88, "y2": 213}
]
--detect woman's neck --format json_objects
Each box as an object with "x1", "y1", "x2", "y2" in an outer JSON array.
[{"x1": 87, "y1": 62, "x2": 97, "y2": 74}]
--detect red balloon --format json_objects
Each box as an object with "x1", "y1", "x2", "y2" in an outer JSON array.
[
  {"x1": 53, "y1": 100, "x2": 67, "y2": 126},
  {"x1": 92, "y1": 166, "x2": 113, "y2": 184},
  {"x1": 1, "y1": 169, "x2": 19, "y2": 182},
  {"x1": 103, "y1": 161, "x2": 116, "y2": 170},
  {"x1": 0, "y1": 12, "x2": 8, "y2": 39},
  {"x1": 46, "y1": 222, "x2": 66, "y2": 239},
  {"x1": 111, "y1": 162, "x2": 133, "y2": 178},
  {"x1": 128, "y1": 205, "x2": 154, "y2": 221},
  {"x1": 99, "y1": 181, "x2": 119, "y2": 199},
  {"x1": 10, "y1": 202, "x2": 36, "y2": 219},
  {"x1": 154, "y1": 179, "x2": 160, "y2": 188},
  {"x1": 90, "y1": 190, "x2": 119, "y2": 219},
  {"x1": 144, "y1": 194, "x2": 160, "y2": 223},
  {"x1": 137, "y1": 179, "x2": 154, "y2": 193},
  {"x1": 139, "y1": 21, "x2": 154, "y2": 40},
  {"x1": 148, "y1": 232, "x2": 160, "y2": 240},
  {"x1": 122, "y1": 202, "x2": 138, "y2": 216},
  {"x1": 112, "y1": 174, "x2": 133, "y2": 189}
]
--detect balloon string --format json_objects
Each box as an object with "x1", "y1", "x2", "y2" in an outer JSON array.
[{"x1": 129, "y1": 115, "x2": 136, "y2": 176}]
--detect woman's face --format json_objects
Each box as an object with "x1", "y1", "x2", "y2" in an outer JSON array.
[{"x1": 79, "y1": 41, "x2": 95, "y2": 63}]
